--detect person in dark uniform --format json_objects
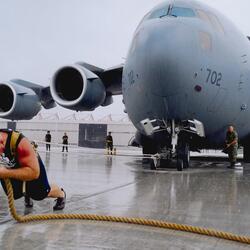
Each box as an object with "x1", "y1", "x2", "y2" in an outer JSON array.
[
  {"x1": 0, "y1": 129, "x2": 66, "y2": 210},
  {"x1": 225, "y1": 126, "x2": 239, "y2": 168},
  {"x1": 106, "y1": 132, "x2": 113, "y2": 154},
  {"x1": 62, "y1": 132, "x2": 68, "y2": 152},
  {"x1": 45, "y1": 131, "x2": 51, "y2": 151}
]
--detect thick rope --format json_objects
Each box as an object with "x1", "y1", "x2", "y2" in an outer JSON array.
[{"x1": 4, "y1": 178, "x2": 250, "y2": 245}]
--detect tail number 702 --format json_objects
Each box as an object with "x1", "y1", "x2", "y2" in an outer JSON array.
[{"x1": 206, "y1": 69, "x2": 222, "y2": 87}]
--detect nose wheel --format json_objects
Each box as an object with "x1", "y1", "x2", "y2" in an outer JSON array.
[
  {"x1": 176, "y1": 158, "x2": 184, "y2": 171},
  {"x1": 183, "y1": 144, "x2": 190, "y2": 169},
  {"x1": 176, "y1": 143, "x2": 190, "y2": 171}
]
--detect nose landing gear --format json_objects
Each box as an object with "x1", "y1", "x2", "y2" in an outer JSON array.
[{"x1": 141, "y1": 119, "x2": 204, "y2": 171}]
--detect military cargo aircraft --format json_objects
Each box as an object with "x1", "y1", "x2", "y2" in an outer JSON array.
[{"x1": 0, "y1": 0, "x2": 250, "y2": 170}]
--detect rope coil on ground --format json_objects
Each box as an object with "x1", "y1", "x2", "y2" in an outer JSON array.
[{"x1": 4, "y1": 178, "x2": 250, "y2": 245}]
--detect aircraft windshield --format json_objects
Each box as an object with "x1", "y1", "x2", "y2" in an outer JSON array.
[
  {"x1": 170, "y1": 7, "x2": 196, "y2": 17},
  {"x1": 148, "y1": 6, "x2": 169, "y2": 19},
  {"x1": 146, "y1": 5, "x2": 195, "y2": 20}
]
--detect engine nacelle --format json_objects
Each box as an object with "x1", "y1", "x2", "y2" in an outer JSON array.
[
  {"x1": 50, "y1": 64, "x2": 106, "y2": 111},
  {"x1": 0, "y1": 81, "x2": 42, "y2": 120}
]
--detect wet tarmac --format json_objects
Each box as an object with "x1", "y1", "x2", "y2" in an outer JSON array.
[{"x1": 0, "y1": 148, "x2": 250, "y2": 249}]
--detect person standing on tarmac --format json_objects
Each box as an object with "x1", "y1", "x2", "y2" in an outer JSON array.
[
  {"x1": 225, "y1": 126, "x2": 239, "y2": 168},
  {"x1": 106, "y1": 132, "x2": 113, "y2": 154},
  {"x1": 45, "y1": 131, "x2": 51, "y2": 151},
  {"x1": 0, "y1": 129, "x2": 66, "y2": 210},
  {"x1": 62, "y1": 132, "x2": 68, "y2": 152}
]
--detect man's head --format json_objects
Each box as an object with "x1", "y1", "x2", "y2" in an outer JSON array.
[
  {"x1": 47, "y1": 131, "x2": 50, "y2": 134},
  {"x1": 108, "y1": 132, "x2": 111, "y2": 135},
  {"x1": 64, "y1": 132, "x2": 67, "y2": 135},
  {"x1": 228, "y1": 126, "x2": 234, "y2": 133}
]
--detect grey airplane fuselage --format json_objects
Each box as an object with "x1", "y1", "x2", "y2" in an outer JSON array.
[{"x1": 123, "y1": 0, "x2": 250, "y2": 146}]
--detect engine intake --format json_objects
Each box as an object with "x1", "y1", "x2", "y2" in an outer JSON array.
[
  {"x1": 51, "y1": 64, "x2": 106, "y2": 111},
  {"x1": 0, "y1": 85, "x2": 14, "y2": 113},
  {"x1": 0, "y1": 82, "x2": 41, "y2": 120}
]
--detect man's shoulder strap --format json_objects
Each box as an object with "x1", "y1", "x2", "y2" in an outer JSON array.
[
  {"x1": 10, "y1": 131, "x2": 23, "y2": 158},
  {"x1": 0, "y1": 129, "x2": 24, "y2": 158}
]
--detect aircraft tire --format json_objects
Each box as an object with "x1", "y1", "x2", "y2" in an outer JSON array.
[
  {"x1": 150, "y1": 159, "x2": 156, "y2": 170},
  {"x1": 183, "y1": 148, "x2": 190, "y2": 169},
  {"x1": 158, "y1": 159, "x2": 171, "y2": 168},
  {"x1": 243, "y1": 145, "x2": 250, "y2": 163},
  {"x1": 142, "y1": 146, "x2": 151, "y2": 164},
  {"x1": 177, "y1": 143, "x2": 190, "y2": 169},
  {"x1": 142, "y1": 142, "x2": 157, "y2": 165},
  {"x1": 177, "y1": 158, "x2": 183, "y2": 171}
]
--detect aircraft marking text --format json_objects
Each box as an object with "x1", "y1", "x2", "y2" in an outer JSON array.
[{"x1": 206, "y1": 68, "x2": 222, "y2": 87}]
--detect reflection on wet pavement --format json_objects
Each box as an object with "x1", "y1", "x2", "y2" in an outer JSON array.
[{"x1": 0, "y1": 150, "x2": 250, "y2": 249}]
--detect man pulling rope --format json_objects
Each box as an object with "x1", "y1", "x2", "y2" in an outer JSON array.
[{"x1": 0, "y1": 129, "x2": 66, "y2": 210}]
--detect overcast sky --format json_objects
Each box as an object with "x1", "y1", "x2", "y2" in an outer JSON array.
[{"x1": 0, "y1": 0, "x2": 249, "y2": 120}]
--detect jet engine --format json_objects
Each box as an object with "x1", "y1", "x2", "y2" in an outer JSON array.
[
  {"x1": 0, "y1": 81, "x2": 42, "y2": 120},
  {"x1": 50, "y1": 64, "x2": 106, "y2": 111}
]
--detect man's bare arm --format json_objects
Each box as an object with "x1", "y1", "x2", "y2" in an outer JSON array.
[{"x1": 0, "y1": 138, "x2": 40, "y2": 181}]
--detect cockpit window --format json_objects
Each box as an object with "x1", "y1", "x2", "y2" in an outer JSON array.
[
  {"x1": 147, "y1": 6, "x2": 196, "y2": 20},
  {"x1": 170, "y1": 7, "x2": 196, "y2": 17},
  {"x1": 148, "y1": 6, "x2": 169, "y2": 19}
]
